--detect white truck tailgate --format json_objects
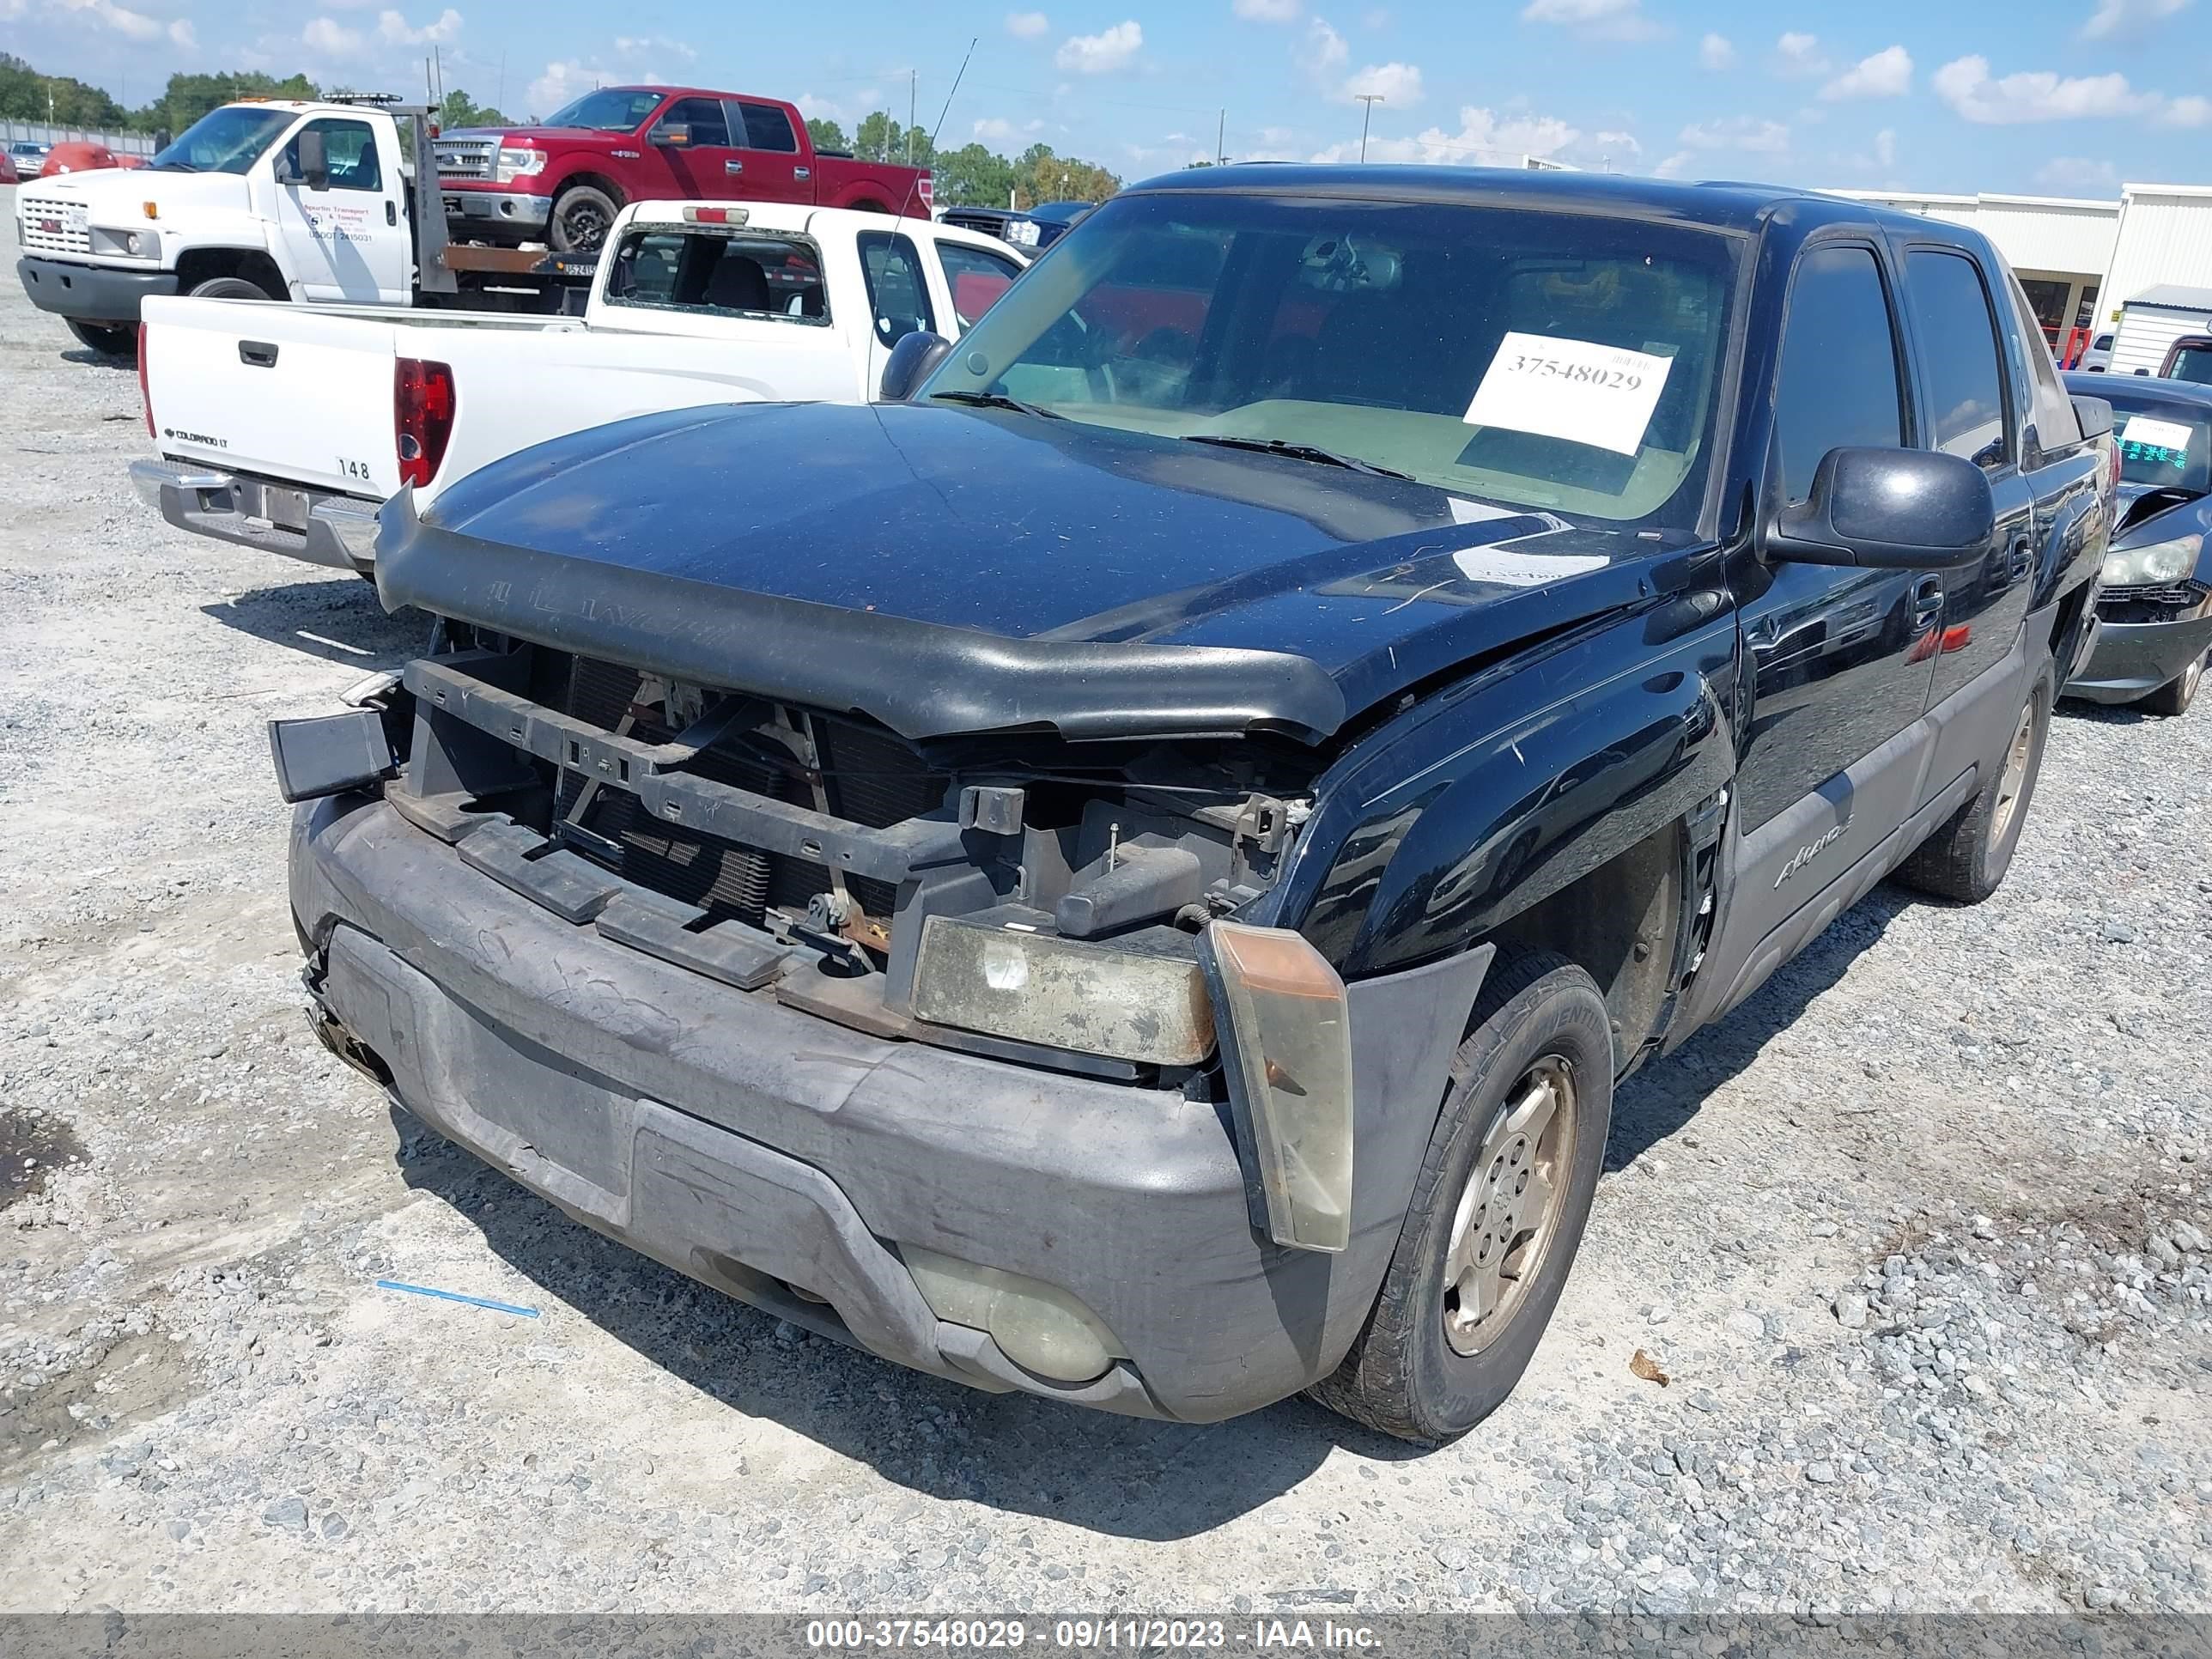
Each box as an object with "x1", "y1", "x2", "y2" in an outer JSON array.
[{"x1": 142, "y1": 298, "x2": 409, "y2": 497}]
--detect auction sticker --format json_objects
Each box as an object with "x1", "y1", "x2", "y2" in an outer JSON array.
[
  {"x1": 2120, "y1": 415, "x2": 2193, "y2": 454},
  {"x1": 1464, "y1": 331, "x2": 1674, "y2": 457}
]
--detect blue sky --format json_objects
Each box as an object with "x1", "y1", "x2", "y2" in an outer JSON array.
[{"x1": 8, "y1": 0, "x2": 2209, "y2": 197}]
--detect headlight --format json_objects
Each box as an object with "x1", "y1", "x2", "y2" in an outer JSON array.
[
  {"x1": 1006, "y1": 218, "x2": 1042, "y2": 246},
  {"x1": 2104, "y1": 534, "x2": 2202, "y2": 586},
  {"x1": 493, "y1": 146, "x2": 546, "y2": 184},
  {"x1": 1197, "y1": 921, "x2": 1356, "y2": 1255},
  {"x1": 89, "y1": 226, "x2": 155, "y2": 259},
  {"x1": 908, "y1": 915, "x2": 1213, "y2": 1066}
]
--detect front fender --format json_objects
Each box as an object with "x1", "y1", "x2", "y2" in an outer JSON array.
[{"x1": 1269, "y1": 595, "x2": 1741, "y2": 977}]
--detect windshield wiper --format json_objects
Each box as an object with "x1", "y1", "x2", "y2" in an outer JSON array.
[
  {"x1": 1179, "y1": 434, "x2": 1413, "y2": 481},
  {"x1": 152, "y1": 160, "x2": 200, "y2": 172},
  {"x1": 928, "y1": 389, "x2": 1065, "y2": 420}
]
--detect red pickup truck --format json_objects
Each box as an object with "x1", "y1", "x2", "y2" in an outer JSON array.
[{"x1": 436, "y1": 85, "x2": 933, "y2": 252}]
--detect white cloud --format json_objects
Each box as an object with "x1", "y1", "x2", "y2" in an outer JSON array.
[
  {"x1": 1774, "y1": 32, "x2": 1828, "y2": 76},
  {"x1": 166, "y1": 14, "x2": 191, "y2": 44},
  {"x1": 1821, "y1": 44, "x2": 1911, "y2": 100},
  {"x1": 2160, "y1": 94, "x2": 2211, "y2": 126},
  {"x1": 2081, "y1": 0, "x2": 2190, "y2": 37},
  {"x1": 302, "y1": 15, "x2": 363, "y2": 52},
  {"x1": 1652, "y1": 149, "x2": 1693, "y2": 178},
  {"x1": 526, "y1": 60, "x2": 614, "y2": 116},
  {"x1": 612, "y1": 34, "x2": 695, "y2": 58},
  {"x1": 1234, "y1": 0, "x2": 1301, "y2": 17},
  {"x1": 972, "y1": 116, "x2": 1017, "y2": 142},
  {"x1": 1520, "y1": 0, "x2": 1661, "y2": 40},
  {"x1": 1343, "y1": 60, "x2": 1422, "y2": 105},
  {"x1": 1678, "y1": 114, "x2": 1790, "y2": 153},
  {"x1": 1698, "y1": 32, "x2": 1735, "y2": 70},
  {"x1": 1309, "y1": 103, "x2": 1594, "y2": 165},
  {"x1": 1056, "y1": 19, "x2": 1143, "y2": 74},
  {"x1": 1006, "y1": 9, "x2": 1048, "y2": 38},
  {"x1": 1872, "y1": 127, "x2": 1896, "y2": 167},
  {"x1": 1303, "y1": 15, "x2": 1349, "y2": 76},
  {"x1": 1931, "y1": 54, "x2": 2160, "y2": 122},
  {"x1": 47, "y1": 0, "x2": 170, "y2": 40},
  {"x1": 2037, "y1": 155, "x2": 2120, "y2": 191},
  {"x1": 377, "y1": 7, "x2": 461, "y2": 46}
]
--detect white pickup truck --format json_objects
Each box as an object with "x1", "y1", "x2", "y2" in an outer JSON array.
[{"x1": 130, "y1": 199, "x2": 1027, "y2": 570}]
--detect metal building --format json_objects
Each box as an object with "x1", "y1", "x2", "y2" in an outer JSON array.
[{"x1": 1830, "y1": 181, "x2": 2212, "y2": 364}]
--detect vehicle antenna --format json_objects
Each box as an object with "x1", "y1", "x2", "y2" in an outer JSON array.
[{"x1": 892, "y1": 36, "x2": 975, "y2": 222}]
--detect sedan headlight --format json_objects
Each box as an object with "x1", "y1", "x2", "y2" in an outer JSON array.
[
  {"x1": 493, "y1": 146, "x2": 547, "y2": 184},
  {"x1": 2104, "y1": 534, "x2": 2202, "y2": 587},
  {"x1": 89, "y1": 226, "x2": 156, "y2": 259}
]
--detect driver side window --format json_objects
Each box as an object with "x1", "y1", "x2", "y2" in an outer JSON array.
[
  {"x1": 277, "y1": 118, "x2": 382, "y2": 191},
  {"x1": 857, "y1": 233, "x2": 934, "y2": 347},
  {"x1": 1772, "y1": 245, "x2": 1906, "y2": 505}
]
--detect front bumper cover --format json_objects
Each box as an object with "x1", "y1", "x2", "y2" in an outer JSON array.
[
  {"x1": 289, "y1": 793, "x2": 1486, "y2": 1422},
  {"x1": 441, "y1": 185, "x2": 554, "y2": 240},
  {"x1": 2064, "y1": 610, "x2": 2212, "y2": 704},
  {"x1": 16, "y1": 254, "x2": 176, "y2": 324}
]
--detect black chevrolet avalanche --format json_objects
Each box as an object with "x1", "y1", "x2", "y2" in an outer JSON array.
[{"x1": 271, "y1": 168, "x2": 2111, "y2": 1441}]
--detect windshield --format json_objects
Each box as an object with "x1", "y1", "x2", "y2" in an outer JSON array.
[
  {"x1": 2167, "y1": 345, "x2": 2212, "y2": 388},
  {"x1": 2111, "y1": 402, "x2": 2210, "y2": 495},
  {"x1": 149, "y1": 106, "x2": 295, "y2": 174},
  {"x1": 541, "y1": 89, "x2": 665, "y2": 132},
  {"x1": 921, "y1": 191, "x2": 1740, "y2": 528}
]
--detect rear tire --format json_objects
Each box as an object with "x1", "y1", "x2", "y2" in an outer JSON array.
[
  {"x1": 2141, "y1": 650, "x2": 2204, "y2": 717},
  {"x1": 1894, "y1": 668, "x2": 2052, "y2": 902},
  {"x1": 187, "y1": 275, "x2": 280, "y2": 301},
  {"x1": 1306, "y1": 950, "x2": 1613, "y2": 1443},
  {"x1": 64, "y1": 319, "x2": 136, "y2": 357},
  {"x1": 549, "y1": 185, "x2": 620, "y2": 253}
]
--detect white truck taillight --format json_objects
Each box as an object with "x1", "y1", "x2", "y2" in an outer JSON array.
[
  {"x1": 394, "y1": 358, "x2": 457, "y2": 489},
  {"x1": 137, "y1": 322, "x2": 152, "y2": 437}
]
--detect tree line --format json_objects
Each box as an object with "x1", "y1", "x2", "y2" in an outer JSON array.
[
  {"x1": 803, "y1": 113, "x2": 1120, "y2": 209},
  {"x1": 2, "y1": 54, "x2": 1119, "y2": 209}
]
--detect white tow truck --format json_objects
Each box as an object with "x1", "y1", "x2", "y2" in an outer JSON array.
[{"x1": 129, "y1": 199, "x2": 1028, "y2": 570}]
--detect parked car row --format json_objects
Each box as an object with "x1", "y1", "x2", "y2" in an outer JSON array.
[{"x1": 81, "y1": 161, "x2": 2209, "y2": 1445}]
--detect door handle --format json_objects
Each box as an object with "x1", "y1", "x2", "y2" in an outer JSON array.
[
  {"x1": 794, "y1": 166, "x2": 811, "y2": 181},
  {"x1": 2007, "y1": 536, "x2": 2033, "y2": 583},
  {"x1": 239, "y1": 341, "x2": 279, "y2": 368},
  {"x1": 725, "y1": 159, "x2": 744, "y2": 174},
  {"x1": 1910, "y1": 575, "x2": 1943, "y2": 630},
  {"x1": 386, "y1": 199, "x2": 398, "y2": 226}
]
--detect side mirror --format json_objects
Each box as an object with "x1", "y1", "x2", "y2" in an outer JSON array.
[
  {"x1": 2069, "y1": 395, "x2": 2112, "y2": 441},
  {"x1": 1761, "y1": 447, "x2": 1996, "y2": 570},
  {"x1": 648, "y1": 122, "x2": 691, "y2": 148},
  {"x1": 295, "y1": 128, "x2": 330, "y2": 191},
  {"x1": 879, "y1": 330, "x2": 953, "y2": 402}
]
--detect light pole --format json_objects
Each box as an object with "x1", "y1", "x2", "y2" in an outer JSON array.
[{"x1": 1356, "y1": 94, "x2": 1383, "y2": 161}]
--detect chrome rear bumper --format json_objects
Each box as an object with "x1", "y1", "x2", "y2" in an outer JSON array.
[{"x1": 130, "y1": 458, "x2": 380, "y2": 571}]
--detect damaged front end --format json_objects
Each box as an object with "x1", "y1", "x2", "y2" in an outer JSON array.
[{"x1": 285, "y1": 619, "x2": 1364, "y2": 1254}]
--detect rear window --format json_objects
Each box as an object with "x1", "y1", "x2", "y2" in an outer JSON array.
[
  {"x1": 603, "y1": 228, "x2": 829, "y2": 323},
  {"x1": 737, "y1": 102, "x2": 799, "y2": 153}
]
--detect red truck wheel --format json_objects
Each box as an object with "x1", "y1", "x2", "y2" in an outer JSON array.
[{"x1": 550, "y1": 185, "x2": 621, "y2": 253}]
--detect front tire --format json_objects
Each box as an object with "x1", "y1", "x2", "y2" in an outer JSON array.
[
  {"x1": 2141, "y1": 649, "x2": 2205, "y2": 717},
  {"x1": 1894, "y1": 668, "x2": 2052, "y2": 902},
  {"x1": 549, "y1": 185, "x2": 620, "y2": 253},
  {"x1": 187, "y1": 275, "x2": 280, "y2": 301},
  {"x1": 1307, "y1": 950, "x2": 1613, "y2": 1443},
  {"x1": 64, "y1": 319, "x2": 136, "y2": 356}
]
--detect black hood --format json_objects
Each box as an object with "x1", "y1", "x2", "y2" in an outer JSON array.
[{"x1": 383, "y1": 402, "x2": 1667, "y2": 744}]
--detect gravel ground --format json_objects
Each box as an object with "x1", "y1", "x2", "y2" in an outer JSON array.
[{"x1": 1, "y1": 191, "x2": 2209, "y2": 1617}]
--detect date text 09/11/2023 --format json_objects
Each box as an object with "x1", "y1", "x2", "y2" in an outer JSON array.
[{"x1": 804, "y1": 1618, "x2": 1384, "y2": 1650}]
